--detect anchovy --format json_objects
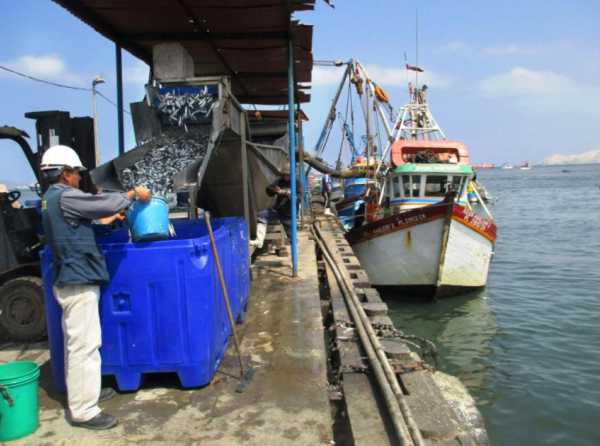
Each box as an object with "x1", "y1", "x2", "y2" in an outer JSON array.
[
  {"x1": 119, "y1": 127, "x2": 210, "y2": 198},
  {"x1": 157, "y1": 90, "x2": 217, "y2": 131}
]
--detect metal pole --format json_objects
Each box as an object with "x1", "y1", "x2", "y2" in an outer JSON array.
[
  {"x1": 314, "y1": 64, "x2": 351, "y2": 157},
  {"x1": 92, "y1": 84, "x2": 100, "y2": 166},
  {"x1": 287, "y1": 38, "x2": 298, "y2": 277},
  {"x1": 241, "y1": 112, "x2": 250, "y2": 252},
  {"x1": 297, "y1": 104, "x2": 309, "y2": 219},
  {"x1": 305, "y1": 63, "x2": 351, "y2": 179},
  {"x1": 115, "y1": 44, "x2": 125, "y2": 156}
]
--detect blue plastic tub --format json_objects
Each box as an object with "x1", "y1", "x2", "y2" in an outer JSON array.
[
  {"x1": 221, "y1": 217, "x2": 250, "y2": 321},
  {"x1": 127, "y1": 197, "x2": 170, "y2": 241},
  {"x1": 41, "y1": 217, "x2": 249, "y2": 392}
]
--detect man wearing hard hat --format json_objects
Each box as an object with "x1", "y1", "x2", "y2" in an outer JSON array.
[{"x1": 40, "y1": 145, "x2": 150, "y2": 430}]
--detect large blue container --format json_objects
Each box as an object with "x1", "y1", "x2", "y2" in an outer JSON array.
[
  {"x1": 127, "y1": 197, "x2": 170, "y2": 241},
  {"x1": 41, "y1": 218, "x2": 249, "y2": 392},
  {"x1": 221, "y1": 217, "x2": 250, "y2": 321}
]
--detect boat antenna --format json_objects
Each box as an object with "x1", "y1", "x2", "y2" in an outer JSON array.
[
  {"x1": 404, "y1": 51, "x2": 409, "y2": 100},
  {"x1": 415, "y1": 8, "x2": 419, "y2": 89}
]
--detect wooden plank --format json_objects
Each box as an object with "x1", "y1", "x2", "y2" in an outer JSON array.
[
  {"x1": 348, "y1": 270, "x2": 371, "y2": 288},
  {"x1": 361, "y1": 302, "x2": 388, "y2": 316},
  {"x1": 342, "y1": 373, "x2": 394, "y2": 446},
  {"x1": 342, "y1": 256, "x2": 363, "y2": 270},
  {"x1": 401, "y1": 370, "x2": 460, "y2": 442},
  {"x1": 369, "y1": 315, "x2": 394, "y2": 328},
  {"x1": 363, "y1": 288, "x2": 384, "y2": 304},
  {"x1": 323, "y1": 253, "x2": 392, "y2": 446}
]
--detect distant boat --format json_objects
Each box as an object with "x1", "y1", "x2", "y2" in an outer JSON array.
[
  {"x1": 519, "y1": 162, "x2": 532, "y2": 170},
  {"x1": 473, "y1": 163, "x2": 496, "y2": 170},
  {"x1": 501, "y1": 163, "x2": 514, "y2": 170}
]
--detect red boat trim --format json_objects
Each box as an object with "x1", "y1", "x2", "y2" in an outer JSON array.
[
  {"x1": 346, "y1": 202, "x2": 451, "y2": 245},
  {"x1": 451, "y1": 204, "x2": 497, "y2": 242}
]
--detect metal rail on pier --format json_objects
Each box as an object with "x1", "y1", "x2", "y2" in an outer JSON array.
[{"x1": 312, "y1": 223, "x2": 425, "y2": 446}]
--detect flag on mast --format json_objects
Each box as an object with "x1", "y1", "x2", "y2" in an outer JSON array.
[{"x1": 406, "y1": 64, "x2": 424, "y2": 73}]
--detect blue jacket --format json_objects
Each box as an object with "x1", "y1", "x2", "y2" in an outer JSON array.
[{"x1": 42, "y1": 185, "x2": 110, "y2": 286}]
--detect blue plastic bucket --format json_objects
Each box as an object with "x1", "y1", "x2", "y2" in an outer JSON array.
[{"x1": 127, "y1": 197, "x2": 170, "y2": 241}]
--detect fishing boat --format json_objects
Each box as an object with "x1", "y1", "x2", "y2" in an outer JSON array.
[
  {"x1": 336, "y1": 177, "x2": 369, "y2": 230},
  {"x1": 519, "y1": 161, "x2": 532, "y2": 170},
  {"x1": 345, "y1": 81, "x2": 497, "y2": 298},
  {"x1": 501, "y1": 163, "x2": 514, "y2": 170}
]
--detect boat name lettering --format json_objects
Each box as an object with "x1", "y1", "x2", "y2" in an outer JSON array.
[
  {"x1": 370, "y1": 213, "x2": 427, "y2": 236},
  {"x1": 459, "y1": 208, "x2": 493, "y2": 232}
]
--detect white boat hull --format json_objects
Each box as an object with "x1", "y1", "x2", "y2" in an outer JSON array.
[{"x1": 346, "y1": 202, "x2": 496, "y2": 298}]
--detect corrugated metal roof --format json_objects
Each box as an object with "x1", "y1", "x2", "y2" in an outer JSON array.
[{"x1": 51, "y1": 0, "x2": 315, "y2": 104}]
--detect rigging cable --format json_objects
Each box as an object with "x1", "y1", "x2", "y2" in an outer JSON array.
[
  {"x1": 0, "y1": 64, "x2": 131, "y2": 115},
  {"x1": 336, "y1": 77, "x2": 353, "y2": 167}
]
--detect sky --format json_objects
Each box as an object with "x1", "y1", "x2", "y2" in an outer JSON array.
[{"x1": 1, "y1": 0, "x2": 600, "y2": 184}]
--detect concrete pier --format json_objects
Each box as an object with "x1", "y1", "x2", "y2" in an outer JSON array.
[{"x1": 0, "y1": 223, "x2": 487, "y2": 445}]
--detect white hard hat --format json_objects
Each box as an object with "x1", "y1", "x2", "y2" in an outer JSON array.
[{"x1": 40, "y1": 145, "x2": 86, "y2": 171}]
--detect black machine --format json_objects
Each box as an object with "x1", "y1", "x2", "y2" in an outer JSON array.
[{"x1": 0, "y1": 112, "x2": 96, "y2": 340}]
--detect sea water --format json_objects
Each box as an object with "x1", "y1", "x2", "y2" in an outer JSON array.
[{"x1": 385, "y1": 164, "x2": 600, "y2": 445}]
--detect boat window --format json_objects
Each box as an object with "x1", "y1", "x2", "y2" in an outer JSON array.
[
  {"x1": 424, "y1": 175, "x2": 448, "y2": 197},
  {"x1": 411, "y1": 175, "x2": 423, "y2": 197},
  {"x1": 402, "y1": 175, "x2": 411, "y2": 197},
  {"x1": 451, "y1": 176, "x2": 463, "y2": 193},
  {"x1": 392, "y1": 176, "x2": 401, "y2": 197}
]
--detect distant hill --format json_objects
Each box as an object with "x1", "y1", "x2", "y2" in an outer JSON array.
[{"x1": 544, "y1": 149, "x2": 600, "y2": 165}]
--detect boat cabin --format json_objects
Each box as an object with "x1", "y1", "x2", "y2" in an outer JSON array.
[
  {"x1": 384, "y1": 163, "x2": 474, "y2": 212},
  {"x1": 390, "y1": 140, "x2": 470, "y2": 166}
]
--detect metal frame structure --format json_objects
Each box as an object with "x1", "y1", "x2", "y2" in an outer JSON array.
[
  {"x1": 51, "y1": 0, "x2": 319, "y2": 276},
  {"x1": 287, "y1": 39, "x2": 298, "y2": 276}
]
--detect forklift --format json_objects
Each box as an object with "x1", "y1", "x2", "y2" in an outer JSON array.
[{"x1": 0, "y1": 111, "x2": 96, "y2": 340}]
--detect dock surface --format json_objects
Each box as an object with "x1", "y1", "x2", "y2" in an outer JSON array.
[
  {"x1": 1, "y1": 222, "x2": 487, "y2": 445},
  {"x1": 1, "y1": 232, "x2": 332, "y2": 445}
]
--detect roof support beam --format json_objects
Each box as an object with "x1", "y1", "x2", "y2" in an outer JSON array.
[
  {"x1": 174, "y1": 0, "x2": 251, "y2": 97},
  {"x1": 122, "y1": 31, "x2": 289, "y2": 41}
]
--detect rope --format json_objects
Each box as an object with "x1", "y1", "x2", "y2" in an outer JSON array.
[
  {"x1": 0, "y1": 64, "x2": 90, "y2": 91},
  {"x1": 96, "y1": 91, "x2": 131, "y2": 116},
  {"x1": 1, "y1": 64, "x2": 131, "y2": 115}
]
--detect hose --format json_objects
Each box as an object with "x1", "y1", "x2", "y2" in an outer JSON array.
[{"x1": 312, "y1": 223, "x2": 425, "y2": 446}]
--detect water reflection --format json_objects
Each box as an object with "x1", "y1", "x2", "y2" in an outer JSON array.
[{"x1": 382, "y1": 289, "x2": 497, "y2": 404}]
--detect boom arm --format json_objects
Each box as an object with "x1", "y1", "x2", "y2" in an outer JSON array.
[{"x1": 0, "y1": 126, "x2": 41, "y2": 184}]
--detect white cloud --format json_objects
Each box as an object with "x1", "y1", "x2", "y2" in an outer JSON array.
[
  {"x1": 478, "y1": 66, "x2": 600, "y2": 116},
  {"x1": 312, "y1": 64, "x2": 451, "y2": 89},
  {"x1": 1, "y1": 54, "x2": 86, "y2": 86},
  {"x1": 438, "y1": 40, "x2": 469, "y2": 53},
  {"x1": 482, "y1": 44, "x2": 536, "y2": 56},
  {"x1": 311, "y1": 65, "x2": 345, "y2": 86},
  {"x1": 365, "y1": 65, "x2": 451, "y2": 89},
  {"x1": 479, "y1": 67, "x2": 569, "y2": 97},
  {"x1": 124, "y1": 61, "x2": 150, "y2": 85}
]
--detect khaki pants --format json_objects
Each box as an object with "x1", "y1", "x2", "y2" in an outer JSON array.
[{"x1": 53, "y1": 285, "x2": 102, "y2": 422}]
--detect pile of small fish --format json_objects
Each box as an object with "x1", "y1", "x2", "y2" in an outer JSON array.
[
  {"x1": 120, "y1": 127, "x2": 210, "y2": 198},
  {"x1": 157, "y1": 87, "x2": 217, "y2": 131}
]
